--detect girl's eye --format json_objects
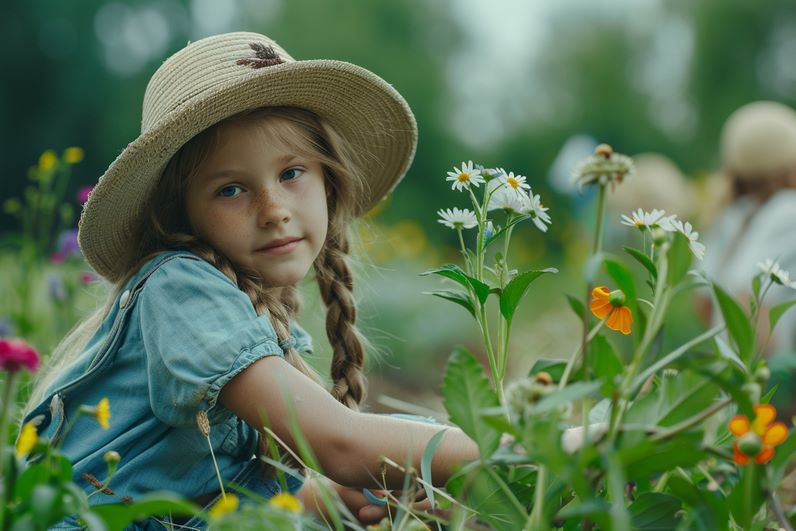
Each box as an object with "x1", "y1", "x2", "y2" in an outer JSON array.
[
  {"x1": 218, "y1": 185, "x2": 243, "y2": 198},
  {"x1": 280, "y1": 168, "x2": 304, "y2": 182}
]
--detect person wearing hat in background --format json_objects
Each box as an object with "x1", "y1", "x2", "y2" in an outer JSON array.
[
  {"x1": 19, "y1": 32, "x2": 483, "y2": 529},
  {"x1": 699, "y1": 101, "x2": 796, "y2": 417}
]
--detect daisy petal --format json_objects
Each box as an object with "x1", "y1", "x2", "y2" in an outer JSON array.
[{"x1": 763, "y1": 422, "x2": 788, "y2": 446}]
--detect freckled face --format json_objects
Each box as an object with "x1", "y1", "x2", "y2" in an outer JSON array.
[{"x1": 185, "y1": 119, "x2": 329, "y2": 288}]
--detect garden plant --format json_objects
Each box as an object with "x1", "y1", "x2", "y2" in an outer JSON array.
[{"x1": 2, "y1": 144, "x2": 796, "y2": 530}]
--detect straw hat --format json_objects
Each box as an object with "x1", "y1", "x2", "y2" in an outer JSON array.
[
  {"x1": 720, "y1": 101, "x2": 796, "y2": 178},
  {"x1": 78, "y1": 32, "x2": 417, "y2": 282}
]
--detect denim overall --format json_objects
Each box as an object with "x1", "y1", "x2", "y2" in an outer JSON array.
[{"x1": 22, "y1": 251, "x2": 306, "y2": 529}]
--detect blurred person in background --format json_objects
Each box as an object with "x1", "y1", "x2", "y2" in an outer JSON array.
[{"x1": 699, "y1": 101, "x2": 796, "y2": 415}]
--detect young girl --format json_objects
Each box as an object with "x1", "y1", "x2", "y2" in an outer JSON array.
[{"x1": 22, "y1": 32, "x2": 478, "y2": 529}]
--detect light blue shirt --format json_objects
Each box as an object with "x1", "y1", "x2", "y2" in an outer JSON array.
[{"x1": 23, "y1": 251, "x2": 307, "y2": 529}]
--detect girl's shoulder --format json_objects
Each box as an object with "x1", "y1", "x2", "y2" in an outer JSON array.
[{"x1": 132, "y1": 250, "x2": 236, "y2": 291}]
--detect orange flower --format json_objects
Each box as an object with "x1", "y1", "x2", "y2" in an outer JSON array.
[
  {"x1": 589, "y1": 286, "x2": 632, "y2": 335},
  {"x1": 728, "y1": 404, "x2": 788, "y2": 465}
]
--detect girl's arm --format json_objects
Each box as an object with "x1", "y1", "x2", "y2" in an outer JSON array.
[{"x1": 218, "y1": 355, "x2": 479, "y2": 489}]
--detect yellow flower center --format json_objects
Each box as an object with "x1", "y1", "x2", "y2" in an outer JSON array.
[
  {"x1": 457, "y1": 172, "x2": 469, "y2": 182},
  {"x1": 507, "y1": 177, "x2": 518, "y2": 189}
]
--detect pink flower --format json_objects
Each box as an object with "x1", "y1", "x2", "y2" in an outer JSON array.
[
  {"x1": 80, "y1": 272, "x2": 97, "y2": 285},
  {"x1": 51, "y1": 252, "x2": 66, "y2": 264},
  {"x1": 77, "y1": 186, "x2": 94, "y2": 205},
  {"x1": 0, "y1": 338, "x2": 40, "y2": 373}
]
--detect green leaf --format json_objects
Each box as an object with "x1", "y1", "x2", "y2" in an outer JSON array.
[
  {"x1": 555, "y1": 498, "x2": 612, "y2": 529},
  {"x1": 448, "y1": 467, "x2": 528, "y2": 531},
  {"x1": 604, "y1": 257, "x2": 643, "y2": 345},
  {"x1": 484, "y1": 214, "x2": 531, "y2": 249},
  {"x1": 528, "y1": 358, "x2": 568, "y2": 382},
  {"x1": 623, "y1": 246, "x2": 657, "y2": 279},
  {"x1": 442, "y1": 347, "x2": 502, "y2": 458},
  {"x1": 618, "y1": 431, "x2": 703, "y2": 479},
  {"x1": 90, "y1": 493, "x2": 200, "y2": 531},
  {"x1": 499, "y1": 268, "x2": 557, "y2": 321},
  {"x1": 565, "y1": 294, "x2": 585, "y2": 319},
  {"x1": 667, "y1": 231, "x2": 693, "y2": 286},
  {"x1": 420, "y1": 264, "x2": 491, "y2": 304},
  {"x1": 728, "y1": 465, "x2": 764, "y2": 529},
  {"x1": 713, "y1": 336, "x2": 748, "y2": 374},
  {"x1": 626, "y1": 370, "x2": 720, "y2": 427},
  {"x1": 420, "y1": 429, "x2": 447, "y2": 510},
  {"x1": 751, "y1": 274, "x2": 762, "y2": 301},
  {"x1": 667, "y1": 475, "x2": 728, "y2": 530},
  {"x1": 531, "y1": 381, "x2": 601, "y2": 415},
  {"x1": 423, "y1": 289, "x2": 475, "y2": 318},
  {"x1": 770, "y1": 299, "x2": 796, "y2": 333},
  {"x1": 712, "y1": 282, "x2": 754, "y2": 363},
  {"x1": 629, "y1": 492, "x2": 681, "y2": 530},
  {"x1": 590, "y1": 334, "x2": 622, "y2": 392}
]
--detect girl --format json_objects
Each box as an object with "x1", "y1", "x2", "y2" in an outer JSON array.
[{"x1": 22, "y1": 32, "x2": 478, "y2": 529}]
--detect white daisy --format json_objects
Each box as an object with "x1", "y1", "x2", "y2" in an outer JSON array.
[
  {"x1": 498, "y1": 171, "x2": 531, "y2": 195},
  {"x1": 446, "y1": 161, "x2": 485, "y2": 192},
  {"x1": 437, "y1": 207, "x2": 478, "y2": 230},
  {"x1": 671, "y1": 219, "x2": 706, "y2": 261},
  {"x1": 527, "y1": 193, "x2": 551, "y2": 232},
  {"x1": 487, "y1": 179, "x2": 530, "y2": 214},
  {"x1": 757, "y1": 259, "x2": 796, "y2": 289},
  {"x1": 620, "y1": 208, "x2": 668, "y2": 230}
]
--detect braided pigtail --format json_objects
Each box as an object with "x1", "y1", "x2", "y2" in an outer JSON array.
[
  {"x1": 315, "y1": 230, "x2": 366, "y2": 410},
  {"x1": 190, "y1": 244, "x2": 323, "y2": 386}
]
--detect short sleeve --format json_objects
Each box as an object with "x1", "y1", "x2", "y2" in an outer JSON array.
[
  {"x1": 138, "y1": 256, "x2": 285, "y2": 426},
  {"x1": 290, "y1": 321, "x2": 314, "y2": 355}
]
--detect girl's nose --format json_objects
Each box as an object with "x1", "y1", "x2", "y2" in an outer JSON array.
[{"x1": 254, "y1": 189, "x2": 291, "y2": 226}]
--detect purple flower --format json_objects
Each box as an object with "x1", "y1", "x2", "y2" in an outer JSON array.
[
  {"x1": 0, "y1": 317, "x2": 12, "y2": 337},
  {"x1": 77, "y1": 186, "x2": 93, "y2": 205},
  {"x1": 56, "y1": 229, "x2": 81, "y2": 259},
  {"x1": 0, "y1": 338, "x2": 40, "y2": 373}
]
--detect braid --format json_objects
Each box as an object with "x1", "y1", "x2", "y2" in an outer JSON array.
[
  {"x1": 190, "y1": 244, "x2": 323, "y2": 386},
  {"x1": 315, "y1": 231, "x2": 366, "y2": 410}
]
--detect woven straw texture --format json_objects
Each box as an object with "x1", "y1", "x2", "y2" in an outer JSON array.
[{"x1": 79, "y1": 32, "x2": 417, "y2": 282}]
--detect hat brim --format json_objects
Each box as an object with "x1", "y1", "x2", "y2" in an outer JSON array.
[{"x1": 78, "y1": 59, "x2": 417, "y2": 282}]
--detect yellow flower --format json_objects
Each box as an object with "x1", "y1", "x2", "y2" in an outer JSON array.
[
  {"x1": 208, "y1": 493, "x2": 239, "y2": 519},
  {"x1": 15, "y1": 422, "x2": 38, "y2": 459},
  {"x1": 96, "y1": 398, "x2": 111, "y2": 429},
  {"x1": 63, "y1": 147, "x2": 84, "y2": 164},
  {"x1": 38, "y1": 150, "x2": 57, "y2": 172},
  {"x1": 268, "y1": 492, "x2": 303, "y2": 513}
]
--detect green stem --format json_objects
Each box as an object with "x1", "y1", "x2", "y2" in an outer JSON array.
[
  {"x1": 559, "y1": 321, "x2": 605, "y2": 389},
  {"x1": 497, "y1": 223, "x2": 516, "y2": 380},
  {"x1": 456, "y1": 228, "x2": 472, "y2": 274},
  {"x1": 649, "y1": 398, "x2": 732, "y2": 442},
  {"x1": 478, "y1": 303, "x2": 503, "y2": 403},
  {"x1": 526, "y1": 465, "x2": 548, "y2": 531},
  {"x1": 592, "y1": 184, "x2": 607, "y2": 255},
  {"x1": 0, "y1": 373, "x2": 19, "y2": 530}
]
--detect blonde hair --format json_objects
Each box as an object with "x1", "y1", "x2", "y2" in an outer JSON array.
[{"x1": 26, "y1": 106, "x2": 370, "y2": 415}]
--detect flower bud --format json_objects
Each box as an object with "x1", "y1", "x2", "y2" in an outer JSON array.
[
  {"x1": 737, "y1": 432, "x2": 762, "y2": 456},
  {"x1": 742, "y1": 382, "x2": 761, "y2": 404},
  {"x1": 608, "y1": 290, "x2": 626, "y2": 307},
  {"x1": 754, "y1": 365, "x2": 770, "y2": 384},
  {"x1": 595, "y1": 144, "x2": 613, "y2": 159},
  {"x1": 534, "y1": 371, "x2": 553, "y2": 385},
  {"x1": 103, "y1": 451, "x2": 120, "y2": 464},
  {"x1": 484, "y1": 221, "x2": 494, "y2": 241},
  {"x1": 650, "y1": 227, "x2": 669, "y2": 246}
]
